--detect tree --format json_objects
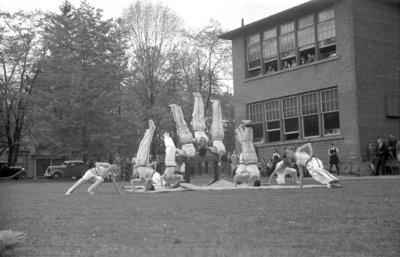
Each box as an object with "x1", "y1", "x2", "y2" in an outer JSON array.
[
  {"x1": 34, "y1": 0, "x2": 128, "y2": 161},
  {"x1": 0, "y1": 11, "x2": 47, "y2": 165}
]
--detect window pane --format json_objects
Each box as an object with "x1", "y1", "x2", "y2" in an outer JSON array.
[
  {"x1": 303, "y1": 115, "x2": 319, "y2": 137},
  {"x1": 267, "y1": 130, "x2": 281, "y2": 142},
  {"x1": 301, "y1": 92, "x2": 318, "y2": 115},
  {"x1": 262, "y1": 39, "x2": 278, "y2": 59},
  {"x1": 321, "y1": 89, "x2": 339, "y2": 112},
  {"x1": 318, "y1": 19, "x2": 335, "y2": 42},
  {"x1": 298, "y1": 15, "x2": 314, "y2": 29},
  {"x1": 249, "y1": 103, "x2": 263, "y2": 122},
  {"x1": 265, "y1": 100, "x2": 280, "y2": 121},
  {"x1": 267, "y1": 120, "x2": 280, "y2": 130},
  {"x1": 263, "y1": 28, "x2": 276, "y2": 40},
  {"x1": 248, "y1": 34, "x2": 260, "y2": 45},
  {"x1": 323, "y1": 111, "x2": 340, "y2": 135},
  {"x1": 279, "y1": 33, "x2": 295, "y2": 53},
  {"x1": 247, "y1": 45, "x2": 261, "y2": 62},
  {"x1": 252, "y1": 123, "x2": 264, "y2": 141},
  {"x1": 280, "y1": 22, "x2": 295, "y2": 34},
  {"x1": 284, "y1": 118, "x2": 299, "y2": 133},
  {"x1": 282, "y1": 96, "x2": 298, "y2": 118},
  {"x1": 318, "y1": 9, "x2": 335, "y2": 23},
  {"x1": 298, "y1": 27, "x2": 315, "y2": 47}
]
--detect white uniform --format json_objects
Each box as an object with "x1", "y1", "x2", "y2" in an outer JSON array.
[{"x1": 274, "y1": 161, "x2": 297, "y2": 184}]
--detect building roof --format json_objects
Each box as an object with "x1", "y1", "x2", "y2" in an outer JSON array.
[{"x1": 219, "y1": 0, "x2": 338, "y2": 40}]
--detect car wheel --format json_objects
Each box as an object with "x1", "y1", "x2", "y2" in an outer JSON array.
[
  {"x1": 18, "y1": 173, "x2": 26, "y2": 180},
  {"x1": 53, "y1": 172, "x2": 62, "y2": 180}
]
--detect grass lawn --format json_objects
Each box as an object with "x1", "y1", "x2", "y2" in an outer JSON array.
[{"x1": 1, "y1": 176, "x2": 399, "y2": 257}]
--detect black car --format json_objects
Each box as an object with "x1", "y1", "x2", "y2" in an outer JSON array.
[
  {"x1": 44, "y1": 160, "x2": 88, "y2": 179},
  {"x1": 0, "y1": 161, "x2": 27, "y2": 180}
]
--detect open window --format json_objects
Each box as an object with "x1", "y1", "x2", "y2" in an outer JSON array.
[
  {"x1": 263, "y1": 28, "x2": 278, "y2": 74},
  {"x1": 279, "y1": 22, "x2": 296, "y2": 70},
  {"x1": 298, "y1": 15, "x2": 316, "y2": 65},
  {"x1": 318, "y1": 9, "x2": 336, "y2": 60},
  {"x1": 282, "y1": 96, "x2": 300, "y2": 140},
  {"x1": 247, "y1": 33, "x2": 261, "y2": 78}
]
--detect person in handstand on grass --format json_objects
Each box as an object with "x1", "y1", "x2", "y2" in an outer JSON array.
[
  {"x1": 208, "y1": 99, "x2": 228, "y2": 163},
  {"x1": 170, "y1": 104, "x2": 196, "y2": 158},
  {"x1": 130, "y1": 119, "x2": 158, "y2": 192},
  {"x1": 234, "y1": 120, "x2": 261, "y2": 187},
  {"x1": 192, "y1": 92, "x2": 209, "y2": 157}
]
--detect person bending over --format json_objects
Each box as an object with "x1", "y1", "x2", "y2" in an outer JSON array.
[
  {"x1": 268, "y1": 147, "x2": 298, "y2": 185},
  {"x1": 296, "y1": 143, "x2": 341, "y2": 188},
  {"x1": 65, "y1": 158, "x2": 122, "y2": 195}
]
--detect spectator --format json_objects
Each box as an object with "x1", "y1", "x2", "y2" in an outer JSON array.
[
  {"x1": 366, "y1": 141, "x2": 375, "y2": 162},
  {"x1": 387, "y1": 133, "x2": 397, "y2": 159},
  {"x1": 271, "y1": 149, "x2": 280, "y2": 172},
  {"x1": 307, "y1": 53, "x2": 315, "y2": 63},
  {"x1": 230, "y1": 151, "x2": 238, "y2": 177},
  {"x1": 267, "y1": 65, "x2": 275, "y2": 73},
  {"x1": 397, "y1": 140, "x2": 400, "y2": 161},
  {"x1": 328, "y1": 143, "x2": 340, "y2": 175},
  {"x1": 283, "y1": 61, "x2": 290, "y2": 69},
  {"x1": 374, "y1": 136, "x2": 388, "y2": 176},
  {"x1": 291, "y1": 59, "x2": 297, "y2": 68},
  {"x1": 301, "y1": 56, "x2": 306, "y2": 65},
  {"x1": 257, "y1": 157, "x2": 268, "y2": 177}
]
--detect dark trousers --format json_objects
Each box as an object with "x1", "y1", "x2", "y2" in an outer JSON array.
[
  {"x1": 329, "y1": 164, "x2": 339, "y2": 175},
  {"x1": 374, "y1": 158, "x2": 386, "y2": 176}
]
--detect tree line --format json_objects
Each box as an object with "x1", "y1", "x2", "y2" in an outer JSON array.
[{"x1": 0, "y1": 0, "x2": 234, "y2": 165}]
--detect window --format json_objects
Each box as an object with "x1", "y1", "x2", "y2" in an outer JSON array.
[
  {"x1": 248, "y1": 103, "x2": 264, "y2": 142},
  {"x1": 301, "y1": 92, "x2": 319, "y2": 137},
  {"x1": 318, "y1": 9, "x2": 336, "y2": 59},
  {"x1": 279, "y1": 22, "x2": 296, "y2": 69},
  {"x1": 282, "y1": 96, "x2": 299, "y2": 140},
  {"x1": 321, "y1": 88, "x2": 340, "y2": 135},
  {"x1": 263, "y1": 28, "x2": 278, "y2": 73},
  {"x1": 265, "y1": 100, "x2": 281, "y2": 142},
  {"x1": 247, "y1": 34, "x2": 261, "y2": 77},
  {"x1": 298, "y1": 15, "x2": 316, "y2": 65}
]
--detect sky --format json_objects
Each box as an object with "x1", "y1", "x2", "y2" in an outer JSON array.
[{"x1": 1, "y1": 0, "x2": 310, "y2": 30}]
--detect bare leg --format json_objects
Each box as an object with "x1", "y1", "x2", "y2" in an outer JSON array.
[
  {"x1": 87, "y1": 177, "x2": 104, "y2": 195},
  {"x1": 65, "y1": 178, "x2": 88, "y2": 195}
]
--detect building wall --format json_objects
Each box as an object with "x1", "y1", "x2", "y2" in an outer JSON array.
[
  {"x1": 231, "y1": 0, "x2": 362, "y2": 164},
  {"x1": 352, "y1": 0, "x2": 400, "y2": 151}
]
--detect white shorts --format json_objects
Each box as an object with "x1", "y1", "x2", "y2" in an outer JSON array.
[
  {"x1": 82, "y1": 169, "x2": 104, "y2": 183},
  {"x1": 247, "y1": 164, "x2": 260, "y2": 179},
  {"x1": 182, "y1": 144, "x2": 195, "y2": 157},
  {"x1": 138, "y1": 166, "x2": 154, "y2": 179}
]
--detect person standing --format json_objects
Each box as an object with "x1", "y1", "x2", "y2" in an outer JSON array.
[
  {"x1": 230, "y1": 151, "x2": 238, "y2": 177},
  {"x1": 387, "y1": 133, "x2": 397, "y2": 159},
  {"x1": 328, "y1": 143, "x2": 340, "y2": 175},
  {"x1": 374, "y1": 136, "x2": 388, "y2": 176}
]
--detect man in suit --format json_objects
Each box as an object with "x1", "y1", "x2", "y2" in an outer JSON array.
[{"x1": 374, "y1": 136, "x2": 388, "y2": 176}]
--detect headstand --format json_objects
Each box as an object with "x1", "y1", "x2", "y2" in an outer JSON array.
[
  {"x1": 162, "y1": 132, "x2": 184, "y2": 186},
  {"x1": 65, "y1": 158, "x2": 122, "y2": 195},
  {"x1": 234, "y1": 120, "x2": 261, "y2": 186},
  {"x1": 208, "y1": 100, "x2": 227, "y2": 162},
  {"x1": 130, "y1": 119, "x2": 158, "y2": 192},
  {"x1": 191, "y1": 93, "x2": 209, "y2": 156},
  {"x1": 268, "y1": 147, "x2": 298, "y2": 185},
  {"x1": 296, "y1": 143, "x2": 341, "y2": 188},
  {"x1": 170, "y1": 104, "x2": 196, "y2": 157}
]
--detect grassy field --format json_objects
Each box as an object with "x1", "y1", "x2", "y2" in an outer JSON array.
[{"x1": 0, "y1": 176, "x2": 399, "y2": 257}]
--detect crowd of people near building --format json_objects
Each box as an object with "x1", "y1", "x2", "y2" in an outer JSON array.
[{"x1": 366, "y1": 133, "x2": 399, "y2": 176}]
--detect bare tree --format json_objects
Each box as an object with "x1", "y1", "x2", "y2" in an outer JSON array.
[{"x1": 0, "y1": 11, "x2": 47, "y2": 165}]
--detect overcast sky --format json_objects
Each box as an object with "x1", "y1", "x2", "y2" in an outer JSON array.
[{"x1": 1, "y1": 0, "x2": 310, "y2": 30}]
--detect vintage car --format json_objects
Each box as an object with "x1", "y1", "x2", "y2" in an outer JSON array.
[
  {"x1": 0, "y1": 161, "x2": 27, "y2": 180},
  {"x1": 44, "y1": 160, "x2": 87, "y2": 179}
]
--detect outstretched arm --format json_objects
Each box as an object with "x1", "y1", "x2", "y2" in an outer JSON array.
[
  {"x1": 298, "y1": 165, "x2": 304, "y2": 188},
  {"x1": 297, "y1": 143, "x2": 313, "y2": 157},
  {"x1": 110, "y1": 174, "x2": 122, "y2": 194}
]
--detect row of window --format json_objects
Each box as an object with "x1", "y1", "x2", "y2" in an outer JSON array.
[
  {"x1": 247, "y1": 88, "x2": 340, "y2": 143},
  {"x1": 247, "y1": 8, "x2": 336, "y2": 78}
]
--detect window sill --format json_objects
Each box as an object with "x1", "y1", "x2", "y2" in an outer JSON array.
[
  {"x1": 243, "y1": 55, "x2": 340, "y2": 83},
  {"x1": 253, "y1": 134, "x2": 344, "y2": 147}
]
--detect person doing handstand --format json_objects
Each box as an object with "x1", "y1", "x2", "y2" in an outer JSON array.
[
  {"x1": 170, "y1": 104, "x2": 196, "y2": 158},
  {"x1": 233, "y1": 120, "x2": 261, "y2": 186},
  {"x1": 130, "y1": 119, "x2": 158, "y2": 192},
  {"x1": 192, "y1": 92, "x2": 209, "y2": 156},
  {"x1": 208, "y1": 99, "x2": 227, "y2": 163}
]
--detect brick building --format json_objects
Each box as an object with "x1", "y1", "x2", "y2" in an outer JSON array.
[{"x1": 220, "y1": 0, "x2": 399, "y2": 164}]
